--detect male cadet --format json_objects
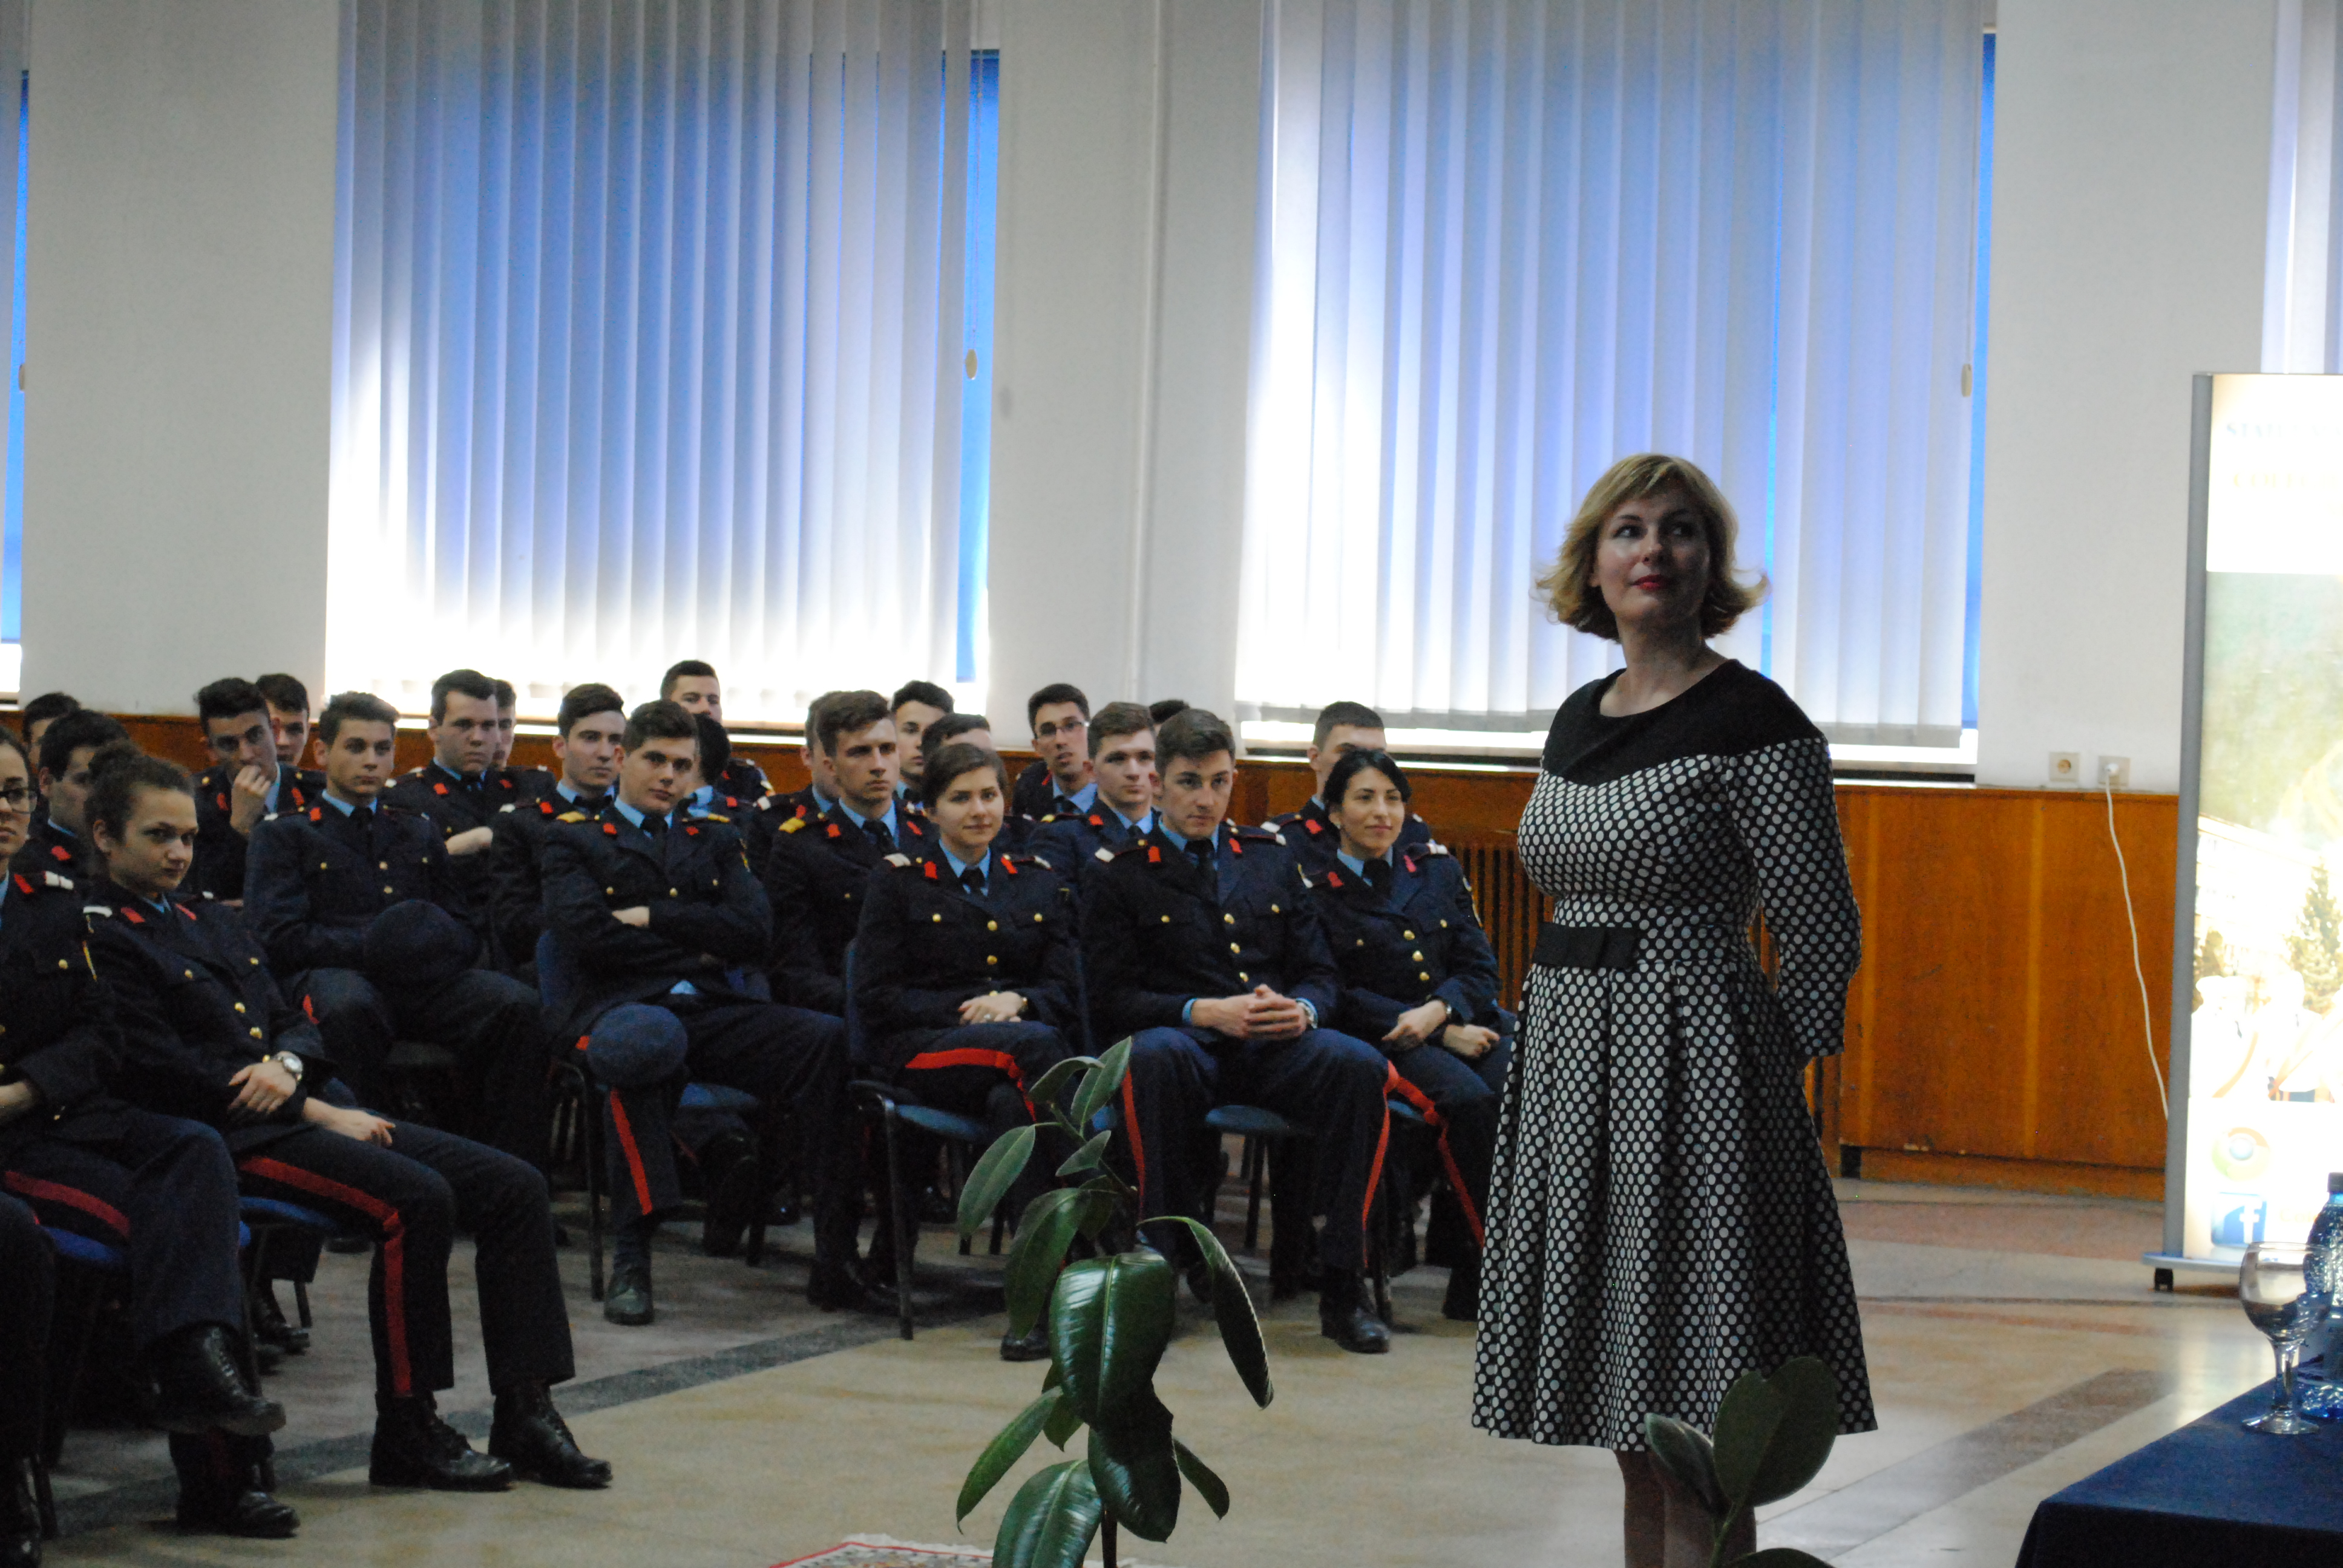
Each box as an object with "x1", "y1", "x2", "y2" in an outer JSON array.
[
  {"x1": 13, "y1": 708, "x2": 129, "y2": 877},
  {"x1": 245, "y1": 692, "x2": 550, "y2": 1168},
  {"x1": 1082, "y1": 708, "x2": 1395, "y2": 1353},
  {"x1": 890, "y1": 679, "x2": 954, "y2": 800},
  {"x1": 19, "y1": 690, "x2": 80, "y2": 754},
  {"x1": 762, "y1": 689, "x2": 930, "y2": 1014},
  {"x1": 1147, "y1": 697, "x2": 1189, "y2": 727},
  {"x1": 487, "y1": 683, "x2": 624, "y2": 975},
  {"x1": 255, "y1": 673, "x2": 314, "y2": 769},
  {"x1": 1268, "y1": 701, "x2": 1434, "y2": 868},
  {"x1": 191, "y1": 678, "x2": 326, "y2": 903},
  {"x1": 539, "y1": 700, "x2": 873, "y2": 1321},
  {"x1": 384, "y1": 670, "x2": 539, "y2": 949},
  {"x1": 662, "y1": 658, "x2": 770, "y2": 803},
  {"x1": 1033, "y1": 701, "x2": 1158, "y2": 866},
  {"x1": 490, "y1": 677, "x2": 559, "y2": 802},
  {"x1": 1011, "y1": 684, "x2": 1095, "y2": 820}
]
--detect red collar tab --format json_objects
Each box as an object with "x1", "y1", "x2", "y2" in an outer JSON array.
[
  {"x1": 1304, "y1": 819, "x2": 1323, "y2": 835},
  {"x1": 123, "y1": 906, "x2": 146, "y2": 924},
  {"x1": 1325, "y1": 869, "x2": 1345, "y2": 889},
  {"x1": 603, "y1": 823, "x2": 619, "y2": 836},
  {"x1": 48, "y1": 844, "x2": 71, "y2": 863},
  {"x1": 215, "y1": 792, "x2": 229, "y2": 810},
  {"x1": 1147, "y1": 845, "x2": 1161, "y2": 864},
  {"x1": 308, "y1": 806, "x2": 324, "y2": 822},
  {"x1": 684, "y1": 825, "x2": 700, "y2": 837},
  {"x1": 1002, "y1": 857, "x2": 1020, "y2": 877},
  {"x1": 8, "y1": 873, "x2": 28, "y2": 895},
  {"x1": 826, "y1": 823, "x2": 843, "y2": 839},
  {"x1": 433, "y1": 782, "x2": 449, "y2": 795},
  {"x1": 1087, "y1": 814, "x2": 1105, "y2": 826},
  {"x1": 1228, "y1": 835, "x2": 1244, "y2": 857},
  {"x1": 539, "y1": 801, "x2": 555, "y2": 814},
  {"x1": 1401, "y1": 854, "x2": 1417, "y2": 874},
  {"x1": 923, "y1": 860, "x2": 939, "y2": 880}
]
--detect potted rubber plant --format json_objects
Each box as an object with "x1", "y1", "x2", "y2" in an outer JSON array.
[
  {"x1": 1642, "y1": 1356, "x2": 1842, "y2": 1568},
  {"x1": 950, "y1": 1041, "x2": 1275, "y2": 1568}
]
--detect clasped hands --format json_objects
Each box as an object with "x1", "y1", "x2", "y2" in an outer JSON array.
[
  {"x1": 1191, "y1": 985, "x2": 1311, "y2": 1042},
  {"x1": 958, "y1": 991, "x2": 1027, "y2": 1025},
  {"x1": 1381, "y1": 998, "x2": 1500, "y2": 1060}
]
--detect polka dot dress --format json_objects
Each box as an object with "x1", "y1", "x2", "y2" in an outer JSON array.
[{"x1": 1471, "y1": 662, "x2": 1876, "y2": 1451}]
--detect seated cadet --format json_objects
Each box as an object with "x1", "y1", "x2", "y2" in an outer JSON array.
[
  {"x1": 191, "y1": 678, "x2": 326, "y2": 903},
  {"x1": 762, "y1": 689, "x2": 931, "y2": 1014},
  {"x1": 1083, "y1": 708, "x2": 1394, "y2": 1353},
  {"x1": 540, "y1": 701, "x2": 873, "y2": 1322},
  {"x1": 1147, "y1": 697, "x2": 1188, "y2": 727},
  {"x1": 682, "y1": 713, "x2": 751, "y2": 819},
  {"x1": 1304, "y1": 749, "x2": 1508, "y2": 1323},
  {"x1": 82, "y1": 745, "x2": 609, "y2": 1493},
  {"x1": 0, "y1": 730, "x2": 292, "y2": 1537},
  {"x1": 663, "y1": 659, "x2": 770, "y2": 803},
  {"x1": 1011, "y1": 683, "x2": 1095, "y2": 820},
  {"x1": 1033, "y1": 701, "x2": 1158, "y2": 865},
  {"x1": 384, "y1": 669, "x2": 538, "y2": 946},
  {"x1": 490, "y1": 677, "x2": 558, "y2": 803},
  {"x1": 487, "y1": 683, "x2": 624, "y2": 974},
  {"x1": 246, "y1": 691, "x2": 550, "y2": 1168},
  {"x1": 19, "y1": 690, "x2": 80, "y2": 755},
  {"x1": 1, "y1": 1191, "x2": 51, "y2": 1566},
  {"x1": 255, "y1": 673, "x2": 315, "y2": 771},
  {"x1": 852, "y1": 742, "x2": 1077, "y2": 1362},
  {"x1": 13, "y1": 708, "x2": 129, "y2": 878},
  {"x1": 1268, "y1": 701, "x2": 1434, "y2": 867},
  {"x1": 919, "y1": 713, "x2": 1035, "y2": 853},
  {"x1": 890, "y1": 679, "x2": 954, "y2": 805}
]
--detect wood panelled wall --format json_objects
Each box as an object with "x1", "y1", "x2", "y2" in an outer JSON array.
[{"x1": 102, "y1": 716, "x2": 2175, "y2": 1197}]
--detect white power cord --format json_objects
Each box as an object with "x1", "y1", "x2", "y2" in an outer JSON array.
[{"x1": 2105, "y1": 773, "x2": 2170, "y2": 1118}]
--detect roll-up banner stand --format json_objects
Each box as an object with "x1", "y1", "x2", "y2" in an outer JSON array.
[{"x1": 2155, "y1": 372, "x2": 2343, "y2": 1284}]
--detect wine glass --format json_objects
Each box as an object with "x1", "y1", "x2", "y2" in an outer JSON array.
[{"x1": 2240, "y1": 1242, "x2": 2327, "y2": 1434}]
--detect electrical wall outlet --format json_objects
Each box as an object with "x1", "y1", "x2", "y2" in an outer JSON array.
[
  {"x1": 2097, "y1": 756, "x2": 2131, "y2": 789},
  {"x1": 2048, "y1": 751, "x2": 2081, "y2": 785}
]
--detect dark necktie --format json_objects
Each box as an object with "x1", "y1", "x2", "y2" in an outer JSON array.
[
  {"x1": 862, "y1": 816, "x2": 893, "y2": 853},
  {"x1": 1187, "y1": 835, "x2": 1218, "y2": 900},
  {"x1": 1364, "y1": 857, "x2": 1393, "y2": 895},
  {"x1": 641, "y1": 812, "x2": 667, "y2": 860},
  {"x1": 960, "y1": 864, "x2": 986, "y2": 898},
  {"x1": 1055, "y1": 797, "x2": 1081, "y2": 818}
]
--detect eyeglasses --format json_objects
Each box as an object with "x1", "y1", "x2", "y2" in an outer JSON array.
[
  {"x1": 1034, "y1": 718, "x2": 1089, "y2": 740},
  {"x1": 0, "y1": 783, "x2": 33, "y2": 813}
]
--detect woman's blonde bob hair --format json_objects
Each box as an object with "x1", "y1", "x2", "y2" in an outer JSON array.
[{"x1": 1537, "y1": 453, "x2": 1766, "y2": 641}]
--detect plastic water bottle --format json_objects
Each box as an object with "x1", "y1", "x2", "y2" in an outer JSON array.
[{"x1": 2301, "y1": 1173, "x2": 2343, "y2": 1420}]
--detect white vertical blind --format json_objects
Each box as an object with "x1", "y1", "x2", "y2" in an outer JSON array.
[
  {"x1": 1240, "y1": 0, "x2": 1983, "y2": 745},
  {"x1": 2267, "y1": 0, "x2": 2343, "y2": 373},
  {"x1": 329, "y1": 0, "x2": 973, "y2": 720}
]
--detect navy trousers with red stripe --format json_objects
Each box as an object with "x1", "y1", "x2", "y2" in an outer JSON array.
[
  {"x1": 1385, "y1": 1034, "x2": 1510, "y2": 1258},
  {"x1": 891, "y1": 1021, "x2": 1074, "y2": 1218},
  {"x1": 235, "y1": 1119, "x2": 572, "y2": 1398},
  {"x1": 1120, "y1": 1025, "x2": 1389, "y2": 1275},
  {"x1": 0, "y1": 1110, "x2": 247, "y2": 1353},
  {"x1": 0, "y1": 1193, "x2": 50, "y2": 1463}
]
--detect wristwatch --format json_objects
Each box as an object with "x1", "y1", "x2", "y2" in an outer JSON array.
[{"x1": 270, "y1": 1051, "x2": 306, "y2": 1082}]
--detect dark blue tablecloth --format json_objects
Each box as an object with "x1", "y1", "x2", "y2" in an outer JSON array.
[{"x1": 2016, "y1": 1380, "x2": 2343, "y2": 1567}]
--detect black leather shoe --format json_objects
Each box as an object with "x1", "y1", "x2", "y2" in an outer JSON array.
[
  {"x1": 177, "y1": 1485, "x2": 300, "y2": 1538},
  {"x1": 2, "y1": 1459, "x2": 40, "y2": 1568},
  {"x1": 603, "y1": 1259, "x2": 654, "y2": 1327},
  {"x1": 698, "y1": 1133, "x2": 761, "y2": 1258},
  {"x1": 489, "y1": 1382, "x2": 612, "y2": 1489},
  {"x1": 369, "y1": 1396, "x2": 514, "y2": 1491},
  {"x1": 253, "y1": 1339, "x2": 284, "y2": 1377},
  {"x1": 806, "y1": 1259, "x2": 888, "y2": 1313},
  {"x1": 252, "y1": 1284, "x2": 309, "y2": 1354},
  {"x1": 998, "y1": 1321, "x2": 1050, "y2": 1362},
  {"x1": 1319, "y1": 1276, "x2": 1392, "y2": 1354},
  {"x1": 1441, "y1": 1255, "x2": 1481, "y2": 1324},
  {"x1": 151, "y1": 1326, "x2": 286, "y2": 1437}
]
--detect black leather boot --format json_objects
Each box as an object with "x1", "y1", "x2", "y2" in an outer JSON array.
[
  {"x1": 1, "y1": 1459, "x2": 39, "y2": 1568},
  {"x1": 603, "y1": 1258, "x2": 654, "y2": 1327},
  {"x1": 805, "y1": 1259, "x2": 888, "y2": 1313},
  {"x1": 252, "y1": 1284, "x2": 309, "y2": 1354},
  {"x1": 488, "y1": 1382, "x2": 612, "y2": 1489},
  {"x1": 369, "y1": 1394, "x2": 514, "y2": 1491},
  {"x1": 1319, "y1": 1273, "x2": 1391, "y2": 1354},
  {"x1": 150, "y1": 1326, "x2": 286, "y2": 1437},
  {"x1": 998, "y1": 1321, "x2": 1050, "y2": 1363},
  {"x1": 698, "y1": 1132, "x2": 762, "y2": 1258},
  {"x1": 175, "y1": 1453, "x2": 299, "y2": 1539}
]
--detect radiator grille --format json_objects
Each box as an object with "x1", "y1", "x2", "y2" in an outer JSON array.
[{"x1": 1447, "y1": 832, "x2": 1547, "y2": 1010}]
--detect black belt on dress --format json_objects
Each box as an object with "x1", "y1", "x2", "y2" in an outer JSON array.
[{"x1": 1533, "y1": 923, "x2": 1642, "y2": 972}]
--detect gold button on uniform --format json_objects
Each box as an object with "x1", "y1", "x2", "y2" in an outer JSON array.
[
  {"x1": 383, "y1": 886, "x2": 395, "y2": 895},
  {"x1": 380, "y1": 861, "x2": 390, "y2": 870},
  {"x1": 931, "y1": 913, "x2": 943, "y2": 923},
  {"x1": 1160, "y1": 915, "x2": 1171, "y2": 924},
  {"x1": 1223, "y1": 913, "x2": 1236, "y2": 926},
  {"x1": 986, "y1": 955, "x2": 998, "y2": 966},
  {"x1": 1412, "y1": 951, "x2": 1425, "y2": 961},
  {"x1": 987, "y1": 920, "x2": 998, "y2": 932},
  {"x1": 183, "y1": 970, "x2": 195, "y2": 979},
  {"x1": 234, "y1": 1002, "x2": 247, "y2": 1014},
  {"x1": 1418, "y1": 971, "x2": 1432, "y2": 982},
  {"x1": 1403, "y1": 930, "x2": 1416, "y2": 940},
  {"x1": 1229, "y1": 942, "x2": 1241, "y2": 954}
]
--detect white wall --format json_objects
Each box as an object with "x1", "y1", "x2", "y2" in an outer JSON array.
[
  {"x1": 1976, "y1": 0, "x2": 2278, "y2": 791},
  {"x1": 986, "y1": 0, "x2": 1261, "y2": 740},
  {"x1": 19, "y1": 0, "x2": 339, "y2": 714}
]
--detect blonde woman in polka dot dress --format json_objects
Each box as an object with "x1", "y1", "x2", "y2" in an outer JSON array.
[{"x1": 1472, "y1": 454, "x2": 1873, "y2": 1566}]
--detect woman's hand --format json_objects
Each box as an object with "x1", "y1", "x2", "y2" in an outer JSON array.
[
  {"x1": 0, "y1": 1079, "x2": 42, "y2": 1129},
  {"x1": 1440, "y1": 1022, "x2": 1500, "y2": 1060},
  {"x1": 226, "y1": 1059, "x2": 298, "y2": 1120},
  {"x1": 958, "y1": 991, "x2": 1027, "y2": 1025},
  {"x1": 306, "y1": 1100, "x2": 395, "y2": 1145},
  {"x1": 1383, "y1": 999, "x2": 1452, "y2": 1051}
]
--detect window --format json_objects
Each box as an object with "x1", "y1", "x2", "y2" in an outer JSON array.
[{"x1": 0, "y1": 62, "x2": 23, "y2": 697}]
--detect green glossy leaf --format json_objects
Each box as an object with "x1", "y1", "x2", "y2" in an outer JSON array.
[
  {"x1": 1711, "y1": 1370, "x2": 1786, "y2": 1508},
  {"x1": 1747, "y1": 1357, "x2": 1841, "y2": 1507},
  {"x1": 958, "y1": 1389, "x2": 1062, "y2": 1523},
  {"x1": 1043, "y1": 1385, "x2": 1085, "y2": 1448},
  {"x1": 1167, "y1": 1215, "x2": 1273, "y2": 1408},
  {"x1": 1057, "y1": 1129, "x2": 1112, "y2": 1177},
  {"x1": 1005, "y1": 1189, "x2": 1088, "y2": 1337},
  {"x1": 1072, "y1": 1183, "x2": 1119, "y2": 1240},
  {"x1": 993, "y1": 1460, "x2": 1103, "y2": 1568},
  {"x1": 1086, "y1": 1391, "x2": 1181, "y2": 1541},
  {"x1": 1026, "y1": 1056, "x2": 1098, "y2": 1120},
  {"x1": 1050, "y1": 1250, "x2": 1176, "y2": 1426},
  {"x1": 1069, "y1": 1038, "x2": 1133, "y2": 1131},
  {"x1": 1642, "y1": 1416, "x2": 1726, "y2": 1520},
  {"x1": 1172, "y1": 1438, "x2": 1230, "y2": 1519},
  {"x1": 958, "y1": 1123, "x2": 1037, "y2": 1240},
  {"x1": 1731, "y1": 1550, "x2": 1835, "y2": 1568}
]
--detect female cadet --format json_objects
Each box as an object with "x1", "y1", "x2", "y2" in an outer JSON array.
[
  {"x1": 851, "y1": 740, "x2": 1079, "y2": 1361},
  {"x1": 1304, "y1": 748, "x2": 1509, "y2": 1322}
]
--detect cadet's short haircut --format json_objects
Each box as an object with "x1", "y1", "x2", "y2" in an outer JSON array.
[
  {"x1": 318, "y1": 691, "x2": 399, "y2": 746},
  {"x1": 803, "y1": 690, "x2": 844, "y2": 754},
  {"x1": 87, "y1": 741, "x2": 192, "y2": 845},
  {"x1": 922, "y1": 711, "x2": 993, "y2": 761},
  {"x1": 491, "y1": 678, "x2": 517, "y2": 708},
  {"x1": 194, "y1": 678, "x2": 270, "y2": 728},
  {"x1": 1155, "y1": 708, "x2": 1234, "y2": 770},
  {"x1": 1312, "y1": 701, "x2": 1385, "y2": 750},
  {"x1": 556, "y1": 683, "x2": 628, "y2": 737},
  {"x1": 429, "y1": 668, "x2": 497, "y2": 724},
  {"x1": 1323, "y1": 748, "x2": 1412, "y2": 808},
  {"x1": 1026, "y1": 683, "x2": 1089, "y2": 728},
  {"x1": 623, "y1": 699, "x2": 698, "y2": 751},
  {"x1": 1088, "y1": 701, "x2": 1155, "y2": 757},
  {"x1": 255, "y1": 673, "x2": 311, "y2": 714},
  {"x1": 816, "y1": 690, "x2": 892, "y2": 756},
  {"x1": 660, "y1": 659, "x2": 718, "y2": 699},
  {"x1": 693, "y1": 713, "x2": 732, "y2": 781},
  {"x1": 921, "y1": 741, "x2": 1009, "y2": 809},
  {"x1": 21, "y1": 691, "x2": 80, "y2": 733},
  {"x1": 39, "y1": 708, "x2": 130, "y2": 779},
  {"x1": 1146, "y1": 697, "x2": 1188, "y2": 727},
  {"x1": 891, "y1": 679, "x2": 953, "y2": 716}
]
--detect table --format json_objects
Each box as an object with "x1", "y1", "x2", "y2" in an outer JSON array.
[{"x1": 2016, "y1": 1380, "x2": 2343, "y2": 1567}]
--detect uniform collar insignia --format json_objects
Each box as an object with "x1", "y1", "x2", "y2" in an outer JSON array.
[
  {"x1": 923, "y1": 859, "x2": 939, "y2": 880},
  {"x1": 1325, "y1": 869, "x2": 1344, "y2": 888},
  {"x1": 1305, "y1": 818, "x2": 1323, "y2": 834},
  {"x1": 433, "y1": 781, "x2": 450, "y2": 795},
  {"x1": 603, "y1": 822, "x2": 619, "y2": 835},
  {"x1": 1147, "y1": 844, "x2": 1161, "y2": 863},
  {"x1": 1001, "y1": 856, "x2": 1020, "y2": 877},
  {"x1": 123, "y1": 905, "x2": 146, "y2": 924},
  {"x1": 825, "y1": 823, "x2": 843, "y2": 838},
  {"x1": 48, "y1": 843, "x2": 71, "y2": 863}
]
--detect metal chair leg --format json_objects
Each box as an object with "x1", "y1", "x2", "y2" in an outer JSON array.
[
  {"x1": 40, "y1": 1271, "x2": 101, "y2": 1470},
  {"x1": 881, "y1": 1105, "x2": 917, "y2": 1342},
  {"x1": 586, "y1": 1083, "x2": 607, "y2": 1302}
]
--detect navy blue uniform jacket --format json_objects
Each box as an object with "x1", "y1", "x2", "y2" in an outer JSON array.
[
  {"x1": 761, "y1": 803, "x2": 932, "y2": 1015},
  {"x1": 0, "y1": 868, "x2": 129, "y2": 1154},
  {"x1": 244, "y1": 799, "x2": 461, "y2": 978},
  {"x1": 1268, "y1": 793, "x2": 1434, "y2": 870},
  {"x1": 191, "y1": 763, "x2": 326, "y2": 902},
  {"x1": 1306, "y1": 843, "x2": 1500, "y2": 1042}
]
